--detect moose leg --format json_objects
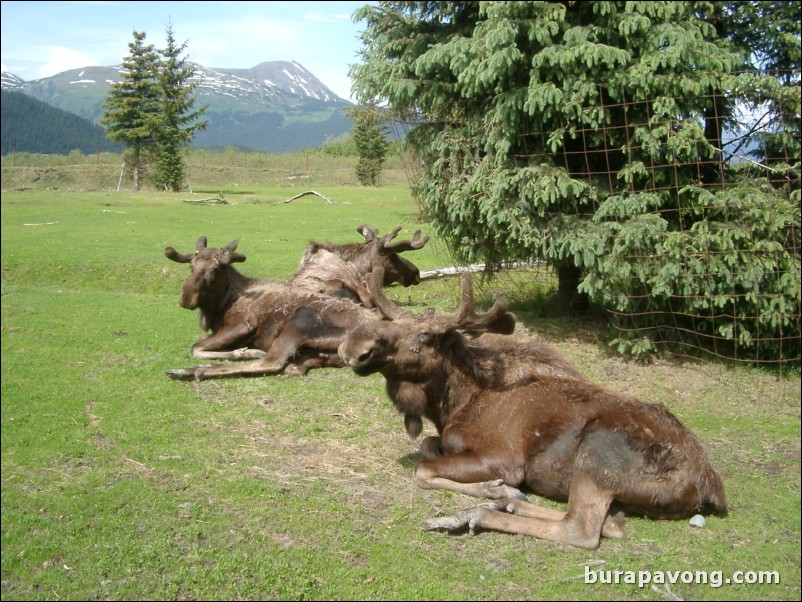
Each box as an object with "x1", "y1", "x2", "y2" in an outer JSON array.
[
  {"x1": 167, "y1": 331, "x2": 312, "y2": 380},
  {"x1": 481, "y1": 498, "x2": 625, "y2": 539},
  {"x1": 165, "y1": 356, "x2": 283, "y2": 380},
  {"x1": 171, "y1": 348, "x2": 335, "y2": 379},
  {"x1": 414, "y1": 452, "x2": 529, "y2": 500},
  {"x1": 193, "y1": 347, "x2": 266, "y2": 360},
  {"x1": 167, "y1": 317, "x2": 345, "y2": 380},
  {"x1": 602, "y1": 509, "x2": 625, "y2": 539},
  {"x1": 281, "y1": 348, "x2": 344, "y2": 376},
  {"x1": 190, "y1": 323, "x2": 265, "y2": 360},
  {"x1": 423, "y1": 432, "x2": 629, "y2": 547},
  {"x1": 166, "y1": 328, "x2": 294, "y2": 380},
  {"x1": 419, "y1": 436, "x2": 443, "y2": 459},
  {"x1": 424, "y1": 471, "x2": 614, "y2": 549},
  {"x1": 247, "y1": 306, "x2": 347, "y2": 375}
]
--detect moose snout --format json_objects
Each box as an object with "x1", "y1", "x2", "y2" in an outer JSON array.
[
  {"x1": 403, "y1": 270, "x2": 421, "y2": 287},
  {"x1": 338, "y1": 341, "x2": 356, "y2": 366},
  {"x1": 338, "y1": 340, "x2": 373, "y2": 368},
  {"x1": 179, "y1": 286, "x2": 200, "y2": 310}
]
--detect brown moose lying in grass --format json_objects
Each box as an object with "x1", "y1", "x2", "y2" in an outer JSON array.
[
  {"x1": 163, "y1": 226, "x2": 428, "y2": 379},
  {"x1": 338, "y1": 268, "x2": 727, "y2": 549}
]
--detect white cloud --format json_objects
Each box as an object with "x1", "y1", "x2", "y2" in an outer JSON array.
[
  {"x1": 178, "y1": 18, "x2": 301, "y2": 68},
  {"x1": 38, "y1": 46, "x2": 99, "y2": 78}
]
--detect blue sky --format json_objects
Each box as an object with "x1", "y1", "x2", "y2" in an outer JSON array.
[{"x1": 0, "y1": 1, "x2": 373, "y2": 100}]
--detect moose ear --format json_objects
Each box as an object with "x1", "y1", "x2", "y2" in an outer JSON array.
[
  {"x1": 226, "y1": 251, "x2": 247, "y2": 264},
  {"x1": 164, "y1": 246, "x2": 193, "y2": 263}
]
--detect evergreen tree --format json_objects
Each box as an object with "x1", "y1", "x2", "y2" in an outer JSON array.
[
  {"x1": 721, "y1": 1, "x2": 801, "y2": 75},
  {"x1": 100, "y1": 31, "x2": 160, "y2": 192},
  {"x1": 716, "y1": 1, "x2": 801, "y2": 167},
  {"x1": 347, "y1": 104, "x2": 390, "y2": 185},
  {"x1": 153, "y1": 24, "x2": 208, "y2": 191},
  {"x1": 351, "y1": 1, "x2": 800, "y2": 361}
]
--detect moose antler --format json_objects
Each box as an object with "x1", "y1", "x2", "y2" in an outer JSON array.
[
  {"x1": 447, "y1": 273, "x2": 516, "y2": 334},
  {"x1": 356, "y1": 224, "x2": 380, "y2": 241},
  {"x1": 366, "y1": 267, "x2": 516, "y2": 334},
  {"x1": 379, "y1": 227, "x2": 430, "y2": 253},
  {"x1": 365, "y1": 267, "x2": 414, "y2": 321}
]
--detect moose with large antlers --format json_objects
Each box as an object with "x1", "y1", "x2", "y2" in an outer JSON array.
[
  {"x1": 291, "y1": 225, "x2": 429, "y2": 307},
  {"x1": 338, "y1": 268, "x2": 727, "y2": 548},
  {"x1": 163, "y1": 226, "x2": 428, "y2": 379}
]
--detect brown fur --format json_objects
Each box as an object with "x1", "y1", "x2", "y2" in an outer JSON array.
[
  {"x1": 164, "y1": 236, "x2": 379, "y2": 379},
  {"x1": 338, "y1": 270, "x2": 727, "y2": 548},
  {"x1": 162, "y1": 227, "x2": 428, "y2": 378},
  {"x1": 291, "y1": 225, "x2": 430, "y2": 305}
]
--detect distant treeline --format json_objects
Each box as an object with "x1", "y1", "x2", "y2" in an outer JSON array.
[{"x1": 1, "y1": 90, "x2": 123, "y2": 155}]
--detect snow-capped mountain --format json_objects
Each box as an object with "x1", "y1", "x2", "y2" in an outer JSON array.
[
  {"x1": 191, "y1": 61, "x2": 344, "y2": 104},
  {"x1": 1, "y1": 72, "x2": 26, "y2": 89},
  {"x1": 1, "y1": 61, "x2": 353, "y2": 152}
]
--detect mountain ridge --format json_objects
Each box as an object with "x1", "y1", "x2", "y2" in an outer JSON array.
[{"x1": 1, "y1": 60, "x2": 354, "y2": 153}]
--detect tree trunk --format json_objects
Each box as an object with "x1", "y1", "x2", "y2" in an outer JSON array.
[
  {"x1": 703, "y1": 100, "x2": 725, "y2": 185},
  {"x1": 130, "y1": 146, "x2": 141, "y2": 192},
  {"x1": 556, "y1": 263, "x2": 589, "y2": 314}
]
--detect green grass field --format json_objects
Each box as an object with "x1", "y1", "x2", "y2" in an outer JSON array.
[{"x1": 2, "y1": 186, "x2": 800, "y2": 600}]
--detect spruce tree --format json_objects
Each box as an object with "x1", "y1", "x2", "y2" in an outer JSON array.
[
  {"x1": 351, "y1": 1, "x2": 800, "y2": 361},
  {"x1": 100, "y1": 31, "x2": 160, "y2": 192},
  {"x1": 153, "y1": 24, "x2": 208, "y2": 192},
  {"x1": 348, "y1": 104, "x2": 390, "y2": 186}
]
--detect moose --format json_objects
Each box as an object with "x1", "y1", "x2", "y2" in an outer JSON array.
[
  {"x1": 163, "y1": 226, "x2": 428, "y2": 379},
  {"x1": 291, "y1": 225, "x2": 429, "y2": 307},
  {"x1": 346, "y1": 267, "x2": 588, "y2": 449},
  {"x1": 338, "y1": 268, "x2": 727, "y2": 548}
]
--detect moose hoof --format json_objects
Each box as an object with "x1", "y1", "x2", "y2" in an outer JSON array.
[
  {"x1": 423, "y1": 507, "x2": 486, "y2": 534},
  {"x1": 481, "y1": 479, "x2": 529, "y2": 501},
  {"x1": 166, "y1": 366, "x2": 210, "y2": 381},
  {"x1": 232, "y1": 348, "x2": 266, "y2": 360},
  {"x1": 282, "y1": 364, "x2": 306, "y2": 377}
]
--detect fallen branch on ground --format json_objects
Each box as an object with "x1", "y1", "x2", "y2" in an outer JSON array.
[
  {"x1": 418, "y1": 260, "x2": 542, "y2": 281},
  {"x1": 282, "y1": 190, "x2": 336, "y2": 204},
  {"x1": 183, "y1": 196, "x2": 230, "y2": 205}
]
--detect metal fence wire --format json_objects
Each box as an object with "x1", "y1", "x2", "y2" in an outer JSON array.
[{"x1": 391, "y1": 71, "x2": 801, "y2": 367}]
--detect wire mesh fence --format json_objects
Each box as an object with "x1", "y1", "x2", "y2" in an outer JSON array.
[{"x1": 393, "y1": 71, "x2": 801, "y2": 366}]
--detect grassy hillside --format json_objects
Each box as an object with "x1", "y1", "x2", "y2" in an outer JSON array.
[
  {"x1": 1, "y1": 187, "x2": 799, "y2": 600},
  {"x1": 1, "y1": 148, "x2": 411, "y2": 192}
]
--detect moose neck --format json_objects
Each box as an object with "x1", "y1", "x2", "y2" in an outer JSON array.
[
  {"x1": 197, "y1": 266, "x2": 256, "y2": 330},
  {"x1": 383, "y1": 337, "x2": 488, "y2": 435}
]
